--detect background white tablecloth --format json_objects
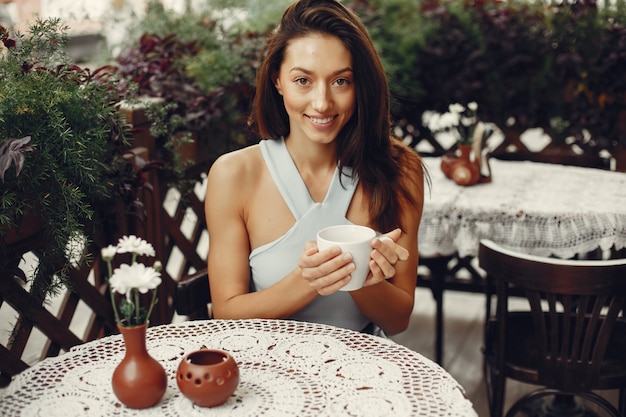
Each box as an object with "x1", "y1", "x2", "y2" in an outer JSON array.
[{"x1": 419, "y1": 157, "x2": 626, "y2": 259}]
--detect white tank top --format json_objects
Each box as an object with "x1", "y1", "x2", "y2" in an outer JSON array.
[{"x1": 249, "y1": 138, "x2": 369, "y2": 331}]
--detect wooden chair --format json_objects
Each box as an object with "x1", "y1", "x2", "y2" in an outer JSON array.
[
  {"x1": 478, "y1": 239, "x2": 626, "y2": 417},
  {"x1": 174, "y1": 269, "x2": 211, "y2": 320}
]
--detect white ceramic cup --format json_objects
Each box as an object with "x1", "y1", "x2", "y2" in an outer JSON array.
[{"x1": 316, "y1": 225, "x2": 376, "y2": 291}]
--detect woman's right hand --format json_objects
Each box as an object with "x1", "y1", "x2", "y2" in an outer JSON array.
[{"x1": 297, "y1": 242, "x2": 356, "y2": 295}]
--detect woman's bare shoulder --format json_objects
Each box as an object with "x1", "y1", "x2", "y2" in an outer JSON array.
[{"x1": 208, "y1": 144, "x2": 263, "y2": 185}]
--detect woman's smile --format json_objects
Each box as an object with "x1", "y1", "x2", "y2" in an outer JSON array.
[{"x1": 308, "y1": 115, "x2": 335, "y2": 125}]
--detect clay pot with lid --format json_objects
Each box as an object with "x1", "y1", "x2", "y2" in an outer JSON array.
[{"x1": 176, "y1": 349, "x2": 239, "y2": 407}]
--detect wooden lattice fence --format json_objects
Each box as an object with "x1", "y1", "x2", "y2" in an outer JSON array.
[{"x1": 0, "y1": 105, "x2": 209, "y2": 386}]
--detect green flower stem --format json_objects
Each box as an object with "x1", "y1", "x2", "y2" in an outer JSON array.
[
  {"x1": 145, "y1": 289, "x2": 158, "y2": 323},
  {"x1": 105, "y1": 260, "x2": 121, "y2": 324},
  {"x1": 134, "y1": 289, "x2": 141, "y2": 324}
]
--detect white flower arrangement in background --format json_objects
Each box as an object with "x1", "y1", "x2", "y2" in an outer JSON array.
[
  {"x1": 423, "y1": 102, "x2": 479, "y2": 145},
  {"x1": 102, "y1": 235, "x2": 162, "y2": 327}
]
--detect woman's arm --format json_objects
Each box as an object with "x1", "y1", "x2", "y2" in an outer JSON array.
[
  {"x1": 351, "y1": 157, "x2": 425, "y2": 335},
  {"x1": 205, "y1": 149, "x2": 321, "y2": 319},
  {"x1": 350, "y1": 220, "x2": 421, "y2": 335},
  {"x1": 351, "y1": 172, "x2": 424, "y2": 335},
  {"x1": 297, "y1": 154, "x2": 425, "y2": 335}
]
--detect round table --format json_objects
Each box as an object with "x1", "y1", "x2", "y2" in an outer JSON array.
[{"x1": 0, "y1": 319, "x2": 477, "y2": 417}]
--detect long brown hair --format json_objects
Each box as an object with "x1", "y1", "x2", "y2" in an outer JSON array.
[{"x1": 249, "y1": 0, "x2": 423, "y2": 232}]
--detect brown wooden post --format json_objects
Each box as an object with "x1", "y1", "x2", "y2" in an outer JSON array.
[{"x1": 118, "y1": 101, "x2": 172, "y2": 325}]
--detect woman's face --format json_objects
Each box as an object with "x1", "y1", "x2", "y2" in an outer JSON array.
[{"x1": 274, "y1": 33, "x2": 355, "y2": 145}]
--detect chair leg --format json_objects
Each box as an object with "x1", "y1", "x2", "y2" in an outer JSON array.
[
  {"x1": 619, "y1": 387, "x2": 625, "y2": 416},
  {"x1": 484, "y1": 273, "x2": 494, "y2": 352},
  {"x1": 433, "y1": 282, "x2": 444, "y2": 365},
  {"x1": 422, "y1": 255, "x2": 453, "y2": 366},
  {"x1": 485, "y1": 361, "x2": 505, "y2": 417},
  {"x1": 429, "y1": 263, "x2": 447, "y2": 366}
]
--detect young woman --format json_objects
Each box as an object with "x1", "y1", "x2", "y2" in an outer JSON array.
[{"x1": 205, "y1": 0, "x2": 425, "y2": 336}]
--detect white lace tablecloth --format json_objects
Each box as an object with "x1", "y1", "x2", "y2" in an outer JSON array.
[
  {"x1": 0, "y1": 319, "x2": 477, "y2": 417},
  {"x1": 419, "y1": 157, "x2": 626, "y2": 259}
]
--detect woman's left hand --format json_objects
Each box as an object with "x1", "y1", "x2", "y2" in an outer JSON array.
[{"x1": 364, "y1": 228, "x2": 409, "y2": 286}]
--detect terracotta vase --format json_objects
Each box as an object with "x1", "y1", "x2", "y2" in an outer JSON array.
[
  {"x1": 452, "y1": 144, "x2": 481, "y2": 185},
  {"x1": 441, "y1": 144, "x2": 482, "y2": 186},
  {"x1": 112, "y1": 323, "x2": 167, "y2": 409},
  {"x1": 176, "y1": 349, "x2": 239, "y2": 407}
]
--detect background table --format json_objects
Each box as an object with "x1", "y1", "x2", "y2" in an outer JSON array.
[
  {"x1": 419, "y1": 157, "x2": 626, "y2": 259},
  {"x1": 0, "y1": 319, "x2": 478, "y2": 417}
]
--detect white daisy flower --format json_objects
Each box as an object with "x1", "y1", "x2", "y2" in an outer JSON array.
[
  {"x1": 101, "y1": 245, "x2": 117, "y2": 261},
  {"x1": 116, "y1": 235, "x2": 155, "y2": 257},
  {"x1": 103, "y1": 235, "x2": 161, "y2": 326},
  {"x1": 110, "y1": 263, "x2": 161, "y2": 300}
]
